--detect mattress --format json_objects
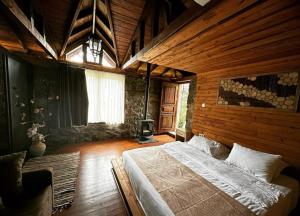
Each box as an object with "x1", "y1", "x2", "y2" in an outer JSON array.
[{"x1": 122, "y1": 141, "x2": 299, "y2": 216}]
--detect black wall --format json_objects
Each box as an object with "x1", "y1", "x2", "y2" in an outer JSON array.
[
  {"x1": 7, "y1": 55, "x2": 31, "y2": 152},
  {"x1": 0, "y1": 53, "x2": 9, "y2": 153},
  {"x1": 0, "y1": 52, "x2": 32, "y2": 154}
]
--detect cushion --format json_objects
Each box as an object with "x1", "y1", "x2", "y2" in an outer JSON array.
[
  {"x1": 0, "y1": 151, "x2": 27, "y2": 197},
  {"x1": 188, "y1": 135, "x2": 229, "y2": 158},
  {"x1": 226, "y1": 143, "x2": 282, "y2": 182}
]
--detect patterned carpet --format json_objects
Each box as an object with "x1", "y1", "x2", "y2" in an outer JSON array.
[{"x1": 23, "y1": 152, "x2": 80, "y2": 213}]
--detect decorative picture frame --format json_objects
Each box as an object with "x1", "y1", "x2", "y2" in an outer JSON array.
[{"x1": 217, "y1": 71, "x2": 300, "y2": 112}]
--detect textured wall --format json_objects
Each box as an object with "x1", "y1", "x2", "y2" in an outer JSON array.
[
  {"x1": 193, "y1": 56, "x2": 300, "y2": 168},
  {"x1": 185, "y1": 77, "x2": 196, "y2": 132},
  {"x1": 0, "y1": 53, "x2": 9, "y2": 153},
  {"x1": 30, "y1": 66, "x2": 162, "y2": 151},
  {"x1": 125, "y1": 77, "x2": 161, "y2": 136}
]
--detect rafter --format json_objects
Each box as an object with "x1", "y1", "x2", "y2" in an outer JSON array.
[
  {"x1": 95, "y1": 15, "x2": 112, "y2": 39},
  {"x1": 60, "y1": 0, "x2": 84, "y2": 56},
  {"x1": 136, "y1": 62, "x2": 145, "y2": 72},
  {"x1": 0, "y1": 0, "x2": 58, "y2": 59},
  {"x1": 95, "y1": 28, "x2": 114, "y2": 53},
  {"x1": 74, "y1": 14, "x2": 92, "y2": 29},
  {"x1": 97, "y1": 0, "x2": 107, "y2": 17},
  {"x1": 72, "y1": 21, "x2": 92, "y2": 35},
  {"x1": 68, "y1": 27, "x2": 91, "y2": 45},
  {"x1": 160, "y1": 67, "x2": 171, "y2": 77},
  {"x1": 105, "y1": 0, "x2": 119, "y2": 66}
]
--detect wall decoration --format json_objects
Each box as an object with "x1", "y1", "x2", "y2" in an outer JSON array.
[{"x1": 218, "y1": 72, "x2": 299, "y2": 111}]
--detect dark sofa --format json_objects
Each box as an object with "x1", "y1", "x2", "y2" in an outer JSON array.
[{"x1": 0, "y1": 153, "x2": 53, "y2": 216}]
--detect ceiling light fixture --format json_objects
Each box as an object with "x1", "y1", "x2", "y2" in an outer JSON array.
[{"x1": 88, "y1": 35, "x2": 102, "y2": 62}]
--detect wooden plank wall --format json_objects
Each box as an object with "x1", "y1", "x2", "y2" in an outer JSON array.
[
  {"x1": 193, "y1": 54, "x2": 300, "y2": 168},
  {"x1": 193, "y1": 1, "x2": 300, "y2": 168}
]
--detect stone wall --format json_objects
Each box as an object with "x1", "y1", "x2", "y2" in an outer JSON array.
[
  {"x1": 124, "y1": 77, "x2": 161, "y2": 136},
  {"x1": 185, "y1": 77, "x2": 196, "y2": 132},
  {"x1": 47, "y1": 77, "x2": 161, "y2": 151},
  {"x1": 29, "y1": 65, "x2": 162, "y2": 151}
]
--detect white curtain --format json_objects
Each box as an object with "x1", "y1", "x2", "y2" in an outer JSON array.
[{"x1": 85, "y1": 69, "x2": 125, "y2": 124}]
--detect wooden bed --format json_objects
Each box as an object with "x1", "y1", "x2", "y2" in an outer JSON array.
[
  {"x1": 112, "y1": 150, "x2": 300, "y2": 216},
  {"x1": 111, "y1": 158, "x2": 145, "y2": 216}
]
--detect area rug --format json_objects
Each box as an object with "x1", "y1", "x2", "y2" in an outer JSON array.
[{"x1": 22, "y1": 152, "x2": 80, "y2": 213}]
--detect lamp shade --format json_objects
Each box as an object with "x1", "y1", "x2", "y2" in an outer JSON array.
[{"x1": 88, "y1": 35, "x2": 102, "y2": 61}]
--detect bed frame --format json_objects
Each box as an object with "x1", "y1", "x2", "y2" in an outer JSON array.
[
  {"x1": 111, "y1": 157, "x2": 300, "y2": 216},
  {"x1": 111, "y1": 158, "x2": 145, "y2": 216}
]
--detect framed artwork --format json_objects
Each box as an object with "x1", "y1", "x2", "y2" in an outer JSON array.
[{"x1": 218, "y1": 72, "x2": 300, "y2": 111}]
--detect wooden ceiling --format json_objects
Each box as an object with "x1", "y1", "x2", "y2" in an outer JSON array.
[
  {"x1": 125, "y1": 0, "x2": 300, "y2": 75},
  {"x1": 0, "y1": 0, "x2": 204, "y2": 80},
  {"x1": 110, "y1": 0, "x2": 146, "y2": 65},
  {"x1": 127, "y1": 61, "x2": 194, "y2": 80}
]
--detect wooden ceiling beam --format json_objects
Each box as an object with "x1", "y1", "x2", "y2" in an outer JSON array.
[
  {"x1": 68, "y1": 27, "x2": 91, "y2": 45},
  {"x1": 74, "y1": 14, "x2": 93, "y2": 29},
  {"x1": 105, "y1": 0, "x2": 119, "y2": 66},
  {"x1": 95, "y1": 28, "x2": 114, "y2": 53},
  {"x1": 136, "y1": 61, "x2": 144, "y2": 72},
  {"x1": 60, "y1": 0, "x2": 84, "y2": 56},
  {"x1": 97, "y1": 0, "x2": 107, "y2": 17},
  {"x1": 72, "y1": 21, "x2": 92, "y2": 36},
  {"x1": 160, "y1": 67, "x2": 171, "y2": 77},
  {"x1": 63, "y1": 60, "x2": 122, "y2": 74},
  {"x1": 151, "y1": 64, "x2": 158, "y2": 72},
  {"x1": 0, "y1": 0, "x2": 58, "y2": 59},
  {"x1": 95, "y1": 15, "x2": 112, "y2": 39}
]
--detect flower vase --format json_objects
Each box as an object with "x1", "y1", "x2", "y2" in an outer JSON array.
[{"x1": 29, "y1": 141, "x2": 46, "y2": 157}]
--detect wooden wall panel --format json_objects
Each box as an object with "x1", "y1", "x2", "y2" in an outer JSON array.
[{"x1": 193, "y1": 55, "x2": 300, "y2": 168}]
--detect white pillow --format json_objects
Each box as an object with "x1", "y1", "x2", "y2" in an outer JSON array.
[
  {"x1": 188, "y1": 135, "x2": 229, "y2": 158},
  {"x1": 226, "y1": 143, "x2": 282, "y2": 182}
]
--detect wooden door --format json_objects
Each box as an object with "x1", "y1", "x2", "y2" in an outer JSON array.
[{"x1": 158, "y1": 82, "x2": 178, "y2": 133}]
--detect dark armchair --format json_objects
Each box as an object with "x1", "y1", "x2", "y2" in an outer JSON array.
[{"x1": 1, "y1": 168, "x2": 53, "y2": 216}]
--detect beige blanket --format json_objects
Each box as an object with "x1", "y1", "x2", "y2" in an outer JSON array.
[{"x1": 128, "y1": 147, "x2": 255, "y2": 216}]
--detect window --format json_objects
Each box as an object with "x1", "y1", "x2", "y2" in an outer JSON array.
[
  {"x1": 66, "y1": 45, "x2": 116, "y2": 68},
  {"x1": 66, "y1": 45, "x2": 83, "y2": 63},
  {"x1": 85, "y1": 69, "x2": 125, "y2": 124}
]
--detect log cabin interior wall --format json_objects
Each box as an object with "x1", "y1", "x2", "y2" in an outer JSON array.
[
  {"x1": 192, "y1": 0, "x2": 300, "y2": 169},
  {"x1": 135, "y1": 0, "x2": 300, "y2": 168},
  {"x1": 191, "y1": 1, "x2": 300, "y2": 169}
]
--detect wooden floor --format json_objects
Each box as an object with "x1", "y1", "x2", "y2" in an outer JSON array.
[{"x1": 54, "y1": 135, "x2": 175, "y2": 216}]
